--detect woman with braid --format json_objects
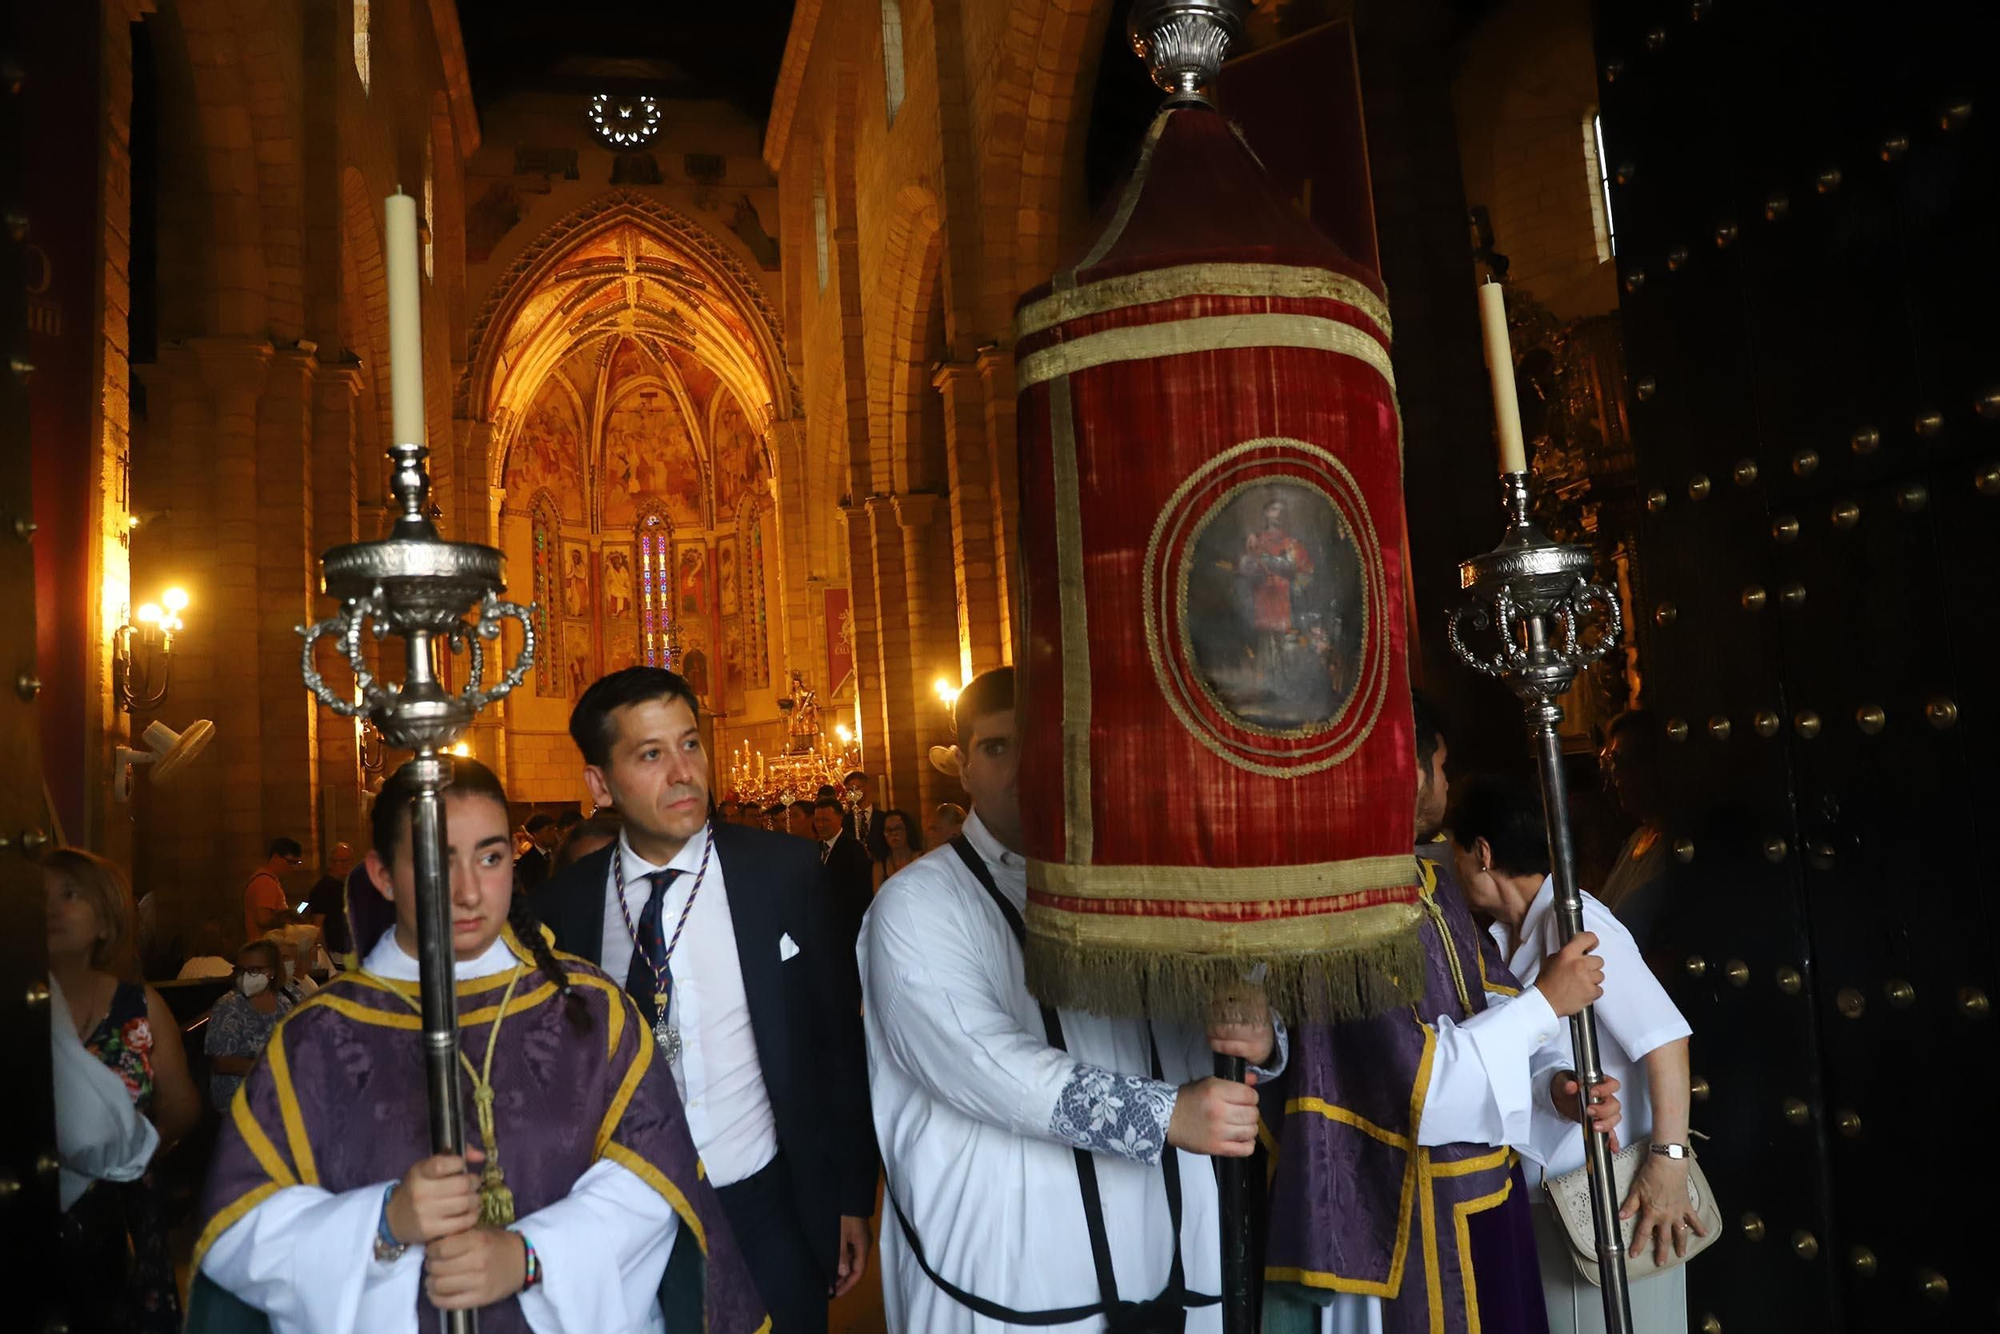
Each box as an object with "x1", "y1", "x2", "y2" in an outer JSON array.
[{"x1": 190, "y1": 759, "x2": 767, "y2": 1334}]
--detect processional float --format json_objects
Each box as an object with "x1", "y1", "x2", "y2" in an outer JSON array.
[
  {"x1": 1016, "y1": 1, "x2": 1425, "y2": 1328},
  {"x1": 298, "y1": 192, "x2": 535, "y2": 1334},
  {"x1": 1014, "y1": 2, "x2": 1634, "y2": 1330}
]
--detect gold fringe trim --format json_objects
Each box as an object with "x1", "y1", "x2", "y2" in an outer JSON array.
[
  {"x1": 1031, "y1": 851, "x2": 1417, "y2": 903},
  {"x1": 1023, "y1": 918, "x2": 1425, "y2": 1024}
]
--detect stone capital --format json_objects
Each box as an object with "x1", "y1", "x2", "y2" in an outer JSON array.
[
  {"x1": 891, "y1": 491, "x2": 941, "y2": 529},
  {"x1": 314, "y1": 361, "x2": 364, "y2": 405},
  {"x1": 931, "y1": 359, "x2": 979, "y2": 394},
  {"x1": 182, "y1": 336, "x2": 275, "y2": 398}
]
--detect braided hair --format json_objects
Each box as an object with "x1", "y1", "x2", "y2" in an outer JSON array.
[{"x1": 372, "y1": 758, "x2": 591, "y2": 1033}]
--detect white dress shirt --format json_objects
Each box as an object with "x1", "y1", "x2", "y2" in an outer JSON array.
[
  {"x1": 861, "y1": 811, "x2": 1226, "y2": 1334},
  {"x1": 201, "y1": 931, "x2": 678, "y2": 1334},
  {"x1": 600, "y1": 826, "x2": 779, "y2": 1187},
  {"x1": 1493, "y1": 878, "x2": 1692, "y2": 1181}
]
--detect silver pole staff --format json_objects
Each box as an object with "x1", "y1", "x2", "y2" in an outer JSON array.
[
  {"x1": 1450, "y1": 471, "x2": 1632, "y2": 1333},
  {"x1": 300, "y1": 437, "x2": 535, "y2": 1334},
  {"x1": 1124, "y1": 2, "x2": 1255, "y2": 1329}
]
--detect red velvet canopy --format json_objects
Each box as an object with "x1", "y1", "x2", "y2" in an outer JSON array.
[{"x1": 1013, "y1": 102, "x2": 1423, "y2": 1020}]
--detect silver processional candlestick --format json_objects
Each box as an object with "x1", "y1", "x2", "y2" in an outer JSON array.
[
  {"x1": 298, "y1": 444, "x2": 534, "y2": 1334},
  {"x1": 1450, "y1": 470, "x2": 1633, "y2": 1334}
]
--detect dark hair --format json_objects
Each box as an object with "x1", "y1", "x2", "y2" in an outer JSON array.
[
  {"x1": 786, "y1": 802, "x2": 813, "y2": 819},
  {"x1": 882, "y1": 808, "x2": 923, "y2": 852},
  {"x1": 569, "y1": 667, "x2": 701, "y2": 768},
  {"x1": 555, "y1": 808, "x2": 583, "y2": 830},
  {"x1": 268, "y1": 836, "x2": 303, "y2": 859},
  {"x1": 1604, "y1": 708, "x2": 1654, "y2": 747},
  {"x1": 1448, "y1": 774, "x2": 1552, "y2": 878},
  {"x1": 815, "y1": 784, "x2": 838, "y2": 801},
  {"x1": 717, "y1": 798, "x2": 740, "y2": 813},
  {"x1": 552, "y1": 814, "x2": 623, "y2": 875},
  {"x1": 1411, "y1": 688, "x2": 1446, "y2": 776},
  {"x1": 843, "y1": 769, "x2": 869, "y2": 785},
  {"x1": 371, "y1": 758, "x2": 589, "y2": 1032},
  {"x1": 525, "y1": 813, "x2": 556, "y2": 834},
  {"x1": 236, "y1": 940, "x2": 281, "y2": 972},
  {"x1": 954, "y1": 665, "x2": 1016, "y2": 749},
  {"x1": 814, "y1": 798, "x2": 843, "y2": 815}
]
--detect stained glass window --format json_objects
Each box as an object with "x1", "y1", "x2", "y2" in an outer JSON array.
[
  {"x1": 746, "y1": 508, "x2": 770, "y2": 688},
  {"x1": 881, "y1": 0, "x2": 906, "y2": 127},
  {"x1": 353, "y1": 1, "x2": 370, "y2": 97},
  {"x1": 639, "y1": 511, "x2": 678, "y2": 668},
  {"x1": 530, "y1": 498, "x2": 562, "y2": 697},
  {"x1": 812, "y1": 162, "x2": 830, "y2": 294}
]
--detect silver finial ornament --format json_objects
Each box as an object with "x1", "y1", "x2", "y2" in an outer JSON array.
[
  {"x1": 1128, "y1": 0, "x2": 1243, "y2": 102},
  {"x1": 300, "y1": 439, "x2": 535, "y2": 750}
]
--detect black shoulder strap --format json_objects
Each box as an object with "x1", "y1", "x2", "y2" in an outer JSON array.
[{"x1": 936, "y1": 836, "x2": 1216, "y2": 1325}]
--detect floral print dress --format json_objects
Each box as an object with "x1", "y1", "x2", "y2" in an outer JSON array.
[{"x1": 66, "y1": 980, "x2": 181, "y2": 1334}]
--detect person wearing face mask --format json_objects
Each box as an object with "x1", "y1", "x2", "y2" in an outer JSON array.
[{"x1": 203, "y1": 941, "x2": 293, "y2": 1110}]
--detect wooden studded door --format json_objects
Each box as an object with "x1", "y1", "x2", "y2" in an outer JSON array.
[
  {"x1": 1, "y1": 0, "x2": 61, "y2": 1317},
  {"x1": 1594, "y1": 3, "x2": 1998, "y2": 1331}
]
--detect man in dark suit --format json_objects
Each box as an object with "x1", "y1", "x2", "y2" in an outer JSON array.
[
  {"x1": 513, "y1": 813, "x2": 558, "y2": 891},
  {"x1": 840, "y1": 769, "x2": 892, "y2": 862},
  {"x1": 532, "y1": 667, "x2": 877, "y2": 1334},
  {"x1": 812, "y1": 798, "x2": 875, "y2": 955}
]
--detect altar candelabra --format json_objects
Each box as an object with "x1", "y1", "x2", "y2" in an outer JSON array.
[
  {"x1": 1450, "y1": 481, "x2": 1632, "y2": 1333},
  {"x1": 296, "y1": 193, "x2": 534, "y2": 1334}
]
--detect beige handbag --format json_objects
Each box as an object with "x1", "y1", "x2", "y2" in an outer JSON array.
[{"x1": 1543, "y1": 1140, "x2": 1721, "y2": 1285}]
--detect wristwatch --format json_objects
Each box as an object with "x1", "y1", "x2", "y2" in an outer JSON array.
[
  {"x1": 1648, "y1": 1142, "x2": 1691, "y2": 1160},
  {"x1": 374, "y1": 1183, "x2": 409, "y2": 1262}
]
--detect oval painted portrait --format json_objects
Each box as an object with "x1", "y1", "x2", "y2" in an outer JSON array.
[{"x1": 1180, "y1": 481, "x2": 1366, "y2": 735}]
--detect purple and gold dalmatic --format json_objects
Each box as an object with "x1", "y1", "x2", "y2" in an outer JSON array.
[
  {"x1": 195, "y1": 927, "x2": 767, "y2": 1334},
  {"x1": 1261, "y1": 853, "x2": 1548, "y2": 1334}
]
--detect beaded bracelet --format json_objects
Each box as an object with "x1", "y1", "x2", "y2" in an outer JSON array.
[{"x1": 518, "y1": 1232, "x2": 543, "y2": 1291}]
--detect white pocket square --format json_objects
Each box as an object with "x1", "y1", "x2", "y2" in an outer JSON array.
[{"x1": 779, "y1": 932, "x2": 801, "y2": 961}]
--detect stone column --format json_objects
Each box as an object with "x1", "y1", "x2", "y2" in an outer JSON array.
[
  {"x1": 311, "y1": 361, "x2": 363, "y2": 851},
  {"x1": 864, "y1": 495, "x2": 923, "y2": 813},
  {"x1": 150, "y1": 338, "x2": 271, "y2": 927},
  {"x1": 766, "y1": 417, "x2": 812, "y2": 684},
  {"x1": 977, "y1": 347, "x2": 1018, "y2": 663},
  {"x1": 258, "y1": 344, "x2": 320, "y2": 860},
  {"x1": 892, "y1": 492, "x2": 955, "y2": 816},
  {"x1": 933, "y1": 362, "x2": 1005, "y2": 679},
  {"x1": 839, "y1": 502, "x2": 887, "y2": 788}
]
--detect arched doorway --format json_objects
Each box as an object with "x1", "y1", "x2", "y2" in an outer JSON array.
[{"x1": 465, "y1": 193, "x2": 789, "y2": 800}]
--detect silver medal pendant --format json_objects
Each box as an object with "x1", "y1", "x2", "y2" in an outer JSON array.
[{"x1": 653, "y1": 1006, "x2": 681, "y2": 1062}]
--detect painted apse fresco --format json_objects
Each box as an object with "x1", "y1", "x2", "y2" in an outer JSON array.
[{"x1": 501, "y1": 333, "x2": 778, "y2": 730}]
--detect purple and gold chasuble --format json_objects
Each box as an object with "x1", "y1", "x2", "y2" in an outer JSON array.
[
  {"x1": 195, "y1": 927, "x2": 767, "y2": 1334},
  {"x1": 1261, "y1": 853, "x2": 1549, "y2": 1334}
]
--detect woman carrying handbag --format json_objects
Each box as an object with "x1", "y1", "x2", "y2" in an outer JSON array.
[{"x1": 1448, "y1": 776, "x2": 1714, "y2": 1334}]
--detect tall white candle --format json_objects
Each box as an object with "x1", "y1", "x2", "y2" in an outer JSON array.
[
  {"x1": 1477, "y1": 280, "x2": 1528, "y2": 475},
  {"x1": 384, "y1": 191, "x2": 426, "y2": 447}
]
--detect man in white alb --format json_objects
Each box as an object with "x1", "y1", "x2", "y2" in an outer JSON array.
[
  {"x1": 861, "y1": 666, "x2": 1285, "y2": 1333},
  {"x1": 534, "y1": 667, "x2": 877, "y2": 1333}
]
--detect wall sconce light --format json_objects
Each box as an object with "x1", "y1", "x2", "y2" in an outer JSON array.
[
  {"x1": 933, "y1": 677, "x2": 961, "y2": 707},
  {"x1": 113, "y1": 587, "x2": 190, "y2": 714},
  {"x1": 359, "y1": 718, "x2": 389, "y2": 777}
]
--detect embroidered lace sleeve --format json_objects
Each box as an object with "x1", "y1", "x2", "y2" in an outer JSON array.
[{"x1": 1047, "y1": 1063, "x2": 1177, "y2": 1166}]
